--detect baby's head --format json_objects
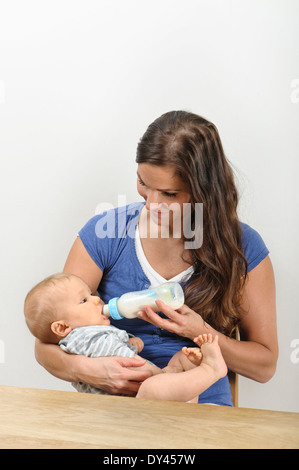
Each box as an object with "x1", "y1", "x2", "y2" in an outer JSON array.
[{"x1": 24, "y1": 273, "x2": 110, "y2": 344}]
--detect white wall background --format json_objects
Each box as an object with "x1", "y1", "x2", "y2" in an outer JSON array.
[{"x1": 0, "y1": 0, "x2": 298, "y2": 413}]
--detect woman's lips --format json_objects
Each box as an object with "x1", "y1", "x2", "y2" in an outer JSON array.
[
  {"x1": 150, "y1": 210, "x2": 169, "y2": 219},
  {"x1": 150, "y1": 207, "x2": 169, "y2": 215}
]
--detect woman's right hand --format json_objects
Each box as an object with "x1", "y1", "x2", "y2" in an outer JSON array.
[
  {"x1": 75, "y1": 355, "x2": 153, "y2": 396},
  {"x1": 137, "y1": 301, "x2": 209, "y2": 340}
]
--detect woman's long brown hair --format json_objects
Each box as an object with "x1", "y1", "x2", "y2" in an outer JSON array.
[{"x1": 136, "y1": 110, "x2": 248, "y2": 337}]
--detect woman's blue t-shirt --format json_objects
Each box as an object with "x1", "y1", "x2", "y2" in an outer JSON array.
[{"x1": 78, "y1": 202, "x2": 269, "y2": 406}]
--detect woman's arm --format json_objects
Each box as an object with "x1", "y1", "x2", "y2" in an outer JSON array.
[
  {"x1": 35, "y1": 340, "x2": 152, "y2": 395},
  {"x1": 63, "y1": 236, "x2": 103, "y2": 294},
  {"x1": 138, "y1": 256, "x2": 278, "y2": 383},
  {"x1": 220, "y1": 255, "x2": 278, "y2": 382}
]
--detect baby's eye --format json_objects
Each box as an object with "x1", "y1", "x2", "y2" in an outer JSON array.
[{"x1": 80, "y1": 298, "x2": 87, "y2": 304}]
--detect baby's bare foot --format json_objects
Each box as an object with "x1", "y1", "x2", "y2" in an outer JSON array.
[
  {"x1": 192, "y1": 334, "x2": 227, "y2": 379},
  {"x1": 182, "y1": 346, "x2": 203, "y2": 366}
]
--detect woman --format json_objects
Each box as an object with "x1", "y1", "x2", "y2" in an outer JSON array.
[{"x1": 35, "y1": 111, "x2": 278, "y2": 406}]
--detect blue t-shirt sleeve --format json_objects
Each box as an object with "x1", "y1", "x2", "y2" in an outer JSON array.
[
  {"x1": 78, "y1": 203, "x2": 143, "y2": 273},
  {"x1": 78, "y1": 213, "x2": 112, "y2": 272},
  {"x1": 241, "y1": 223, "x2": 269, "y2": 272}
]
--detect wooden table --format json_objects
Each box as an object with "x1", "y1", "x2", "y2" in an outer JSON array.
[{"x1": 0, "y1": 385, "x2": 298, "y2": 449}]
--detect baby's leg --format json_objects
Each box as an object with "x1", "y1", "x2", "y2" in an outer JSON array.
[
  {"x1": 163, "y1": 347, "x2": 202, "y2": 374},
  {"x1": 192, "y1": 334, "x2": 228, "y2": 379},
  {"x1": 181, "y1": 346, "x2": 203, "y2": 367},
  {"x1": 127, "y1": 354, "x2": 163, "y2": 375},
  {"x1": 136, "y1": 334, "x2": 227, "y2": 402}
]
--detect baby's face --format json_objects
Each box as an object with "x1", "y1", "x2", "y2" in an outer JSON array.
[{"x1": 59, "y1": 276, "x2": 110, "y2": 328}]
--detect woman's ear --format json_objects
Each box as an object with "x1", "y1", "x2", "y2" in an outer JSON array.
[{"x1": 51, "y1": 320, "x2": 72, "y2": 338}]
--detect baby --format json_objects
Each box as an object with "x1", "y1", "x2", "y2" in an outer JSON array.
[{"x1": 24, "y1": 273, "x2": 227, "y2": 402}]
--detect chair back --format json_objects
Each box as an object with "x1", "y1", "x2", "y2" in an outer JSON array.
[
  {"x1": 228, "y1": 370, "x2": 238, "y2": 407},
  {"x1": 228, "y1": 328, "x2": 239, "y2": 407}
]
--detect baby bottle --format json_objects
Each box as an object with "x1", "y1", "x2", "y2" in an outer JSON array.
[{"x1": 102, "y1": 282, "x2": 184, "y2": 320}]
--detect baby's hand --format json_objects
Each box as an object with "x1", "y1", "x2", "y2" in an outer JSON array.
[{"x1": 129, "y1": 337, "x2": 144, "y2": 353}]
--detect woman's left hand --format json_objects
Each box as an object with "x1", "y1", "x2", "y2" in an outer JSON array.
[{"x1": 137, "y1": 300, "x2": 210, "y2": 340}]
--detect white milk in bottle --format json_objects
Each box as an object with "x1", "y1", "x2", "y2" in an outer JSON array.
[{"x1": 102, "y1": 282, "x2": 184, "y2": 320}]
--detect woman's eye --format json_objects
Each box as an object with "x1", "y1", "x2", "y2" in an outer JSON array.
[
  {"x1": 138, "y1": 178, "x2": 146, "y2": 186},
  {"x1": 138, "y1": 176, "x2": 176, "y2": 197}
]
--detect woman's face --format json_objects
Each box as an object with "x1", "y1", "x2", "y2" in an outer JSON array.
[{"x1": 137, "y1": 163, "x2": 192, "y2": 234}]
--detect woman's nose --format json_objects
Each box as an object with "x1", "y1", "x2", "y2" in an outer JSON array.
[{"x1": 145, "y1": 190, "x2": 161, "y2": 210}]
